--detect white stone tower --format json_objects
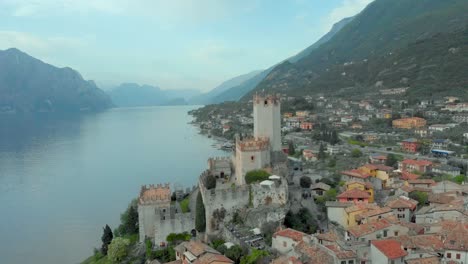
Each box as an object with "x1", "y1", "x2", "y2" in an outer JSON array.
[{"x1": 253, "y1": 94, "x2": 281, "y2": 152}]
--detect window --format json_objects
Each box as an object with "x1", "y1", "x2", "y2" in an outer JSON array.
[
  {"x1": 456, "y1": 254, "x2": 460, "y2": 260},
  {"x1": 383, "y1": 230, "x2": 388, "y2": 237},
  {"x1": 447, "y1": 253, "x2": 451, "y2": 259},
  {"x1": 283, "y1": 241, "x2": 287, "y2": 247},
  {"x1": 251, "y1": 155, "x2": 255, "y2": 162},
  {"x1": 390, "y1": 260, "x2": 394, "y2": 264},
  {"x1": 341, "y1": 261, "x2": 346, "y2": 264},
  {"x1": 361, "y1": 262, "x2": 365, "y2": 264},
  {"x1": 348, "y1": 260, "x2": 354, "y2": 264},
  {"x1": 394, "y1": 231, "x2": 399, "y2": 236},
  {"x1": 264, "y1": 100, "x2": 268, "y2": 105}
]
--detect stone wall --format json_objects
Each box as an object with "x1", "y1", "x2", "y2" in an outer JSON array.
[
  {"x1": 251, "y1": 178, "x2": 288, "y2": 208},
  {"x1": 235, "y1": 145, "x2": 270, "y2": 185},
  {"x1": 253, "y1": 94, "x2": 282, "y2": 152},
  {"x1": 154, "y1": 211, "x2": 195, "y2": 247}
]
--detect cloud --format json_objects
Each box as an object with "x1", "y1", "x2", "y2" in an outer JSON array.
[{"x1": 322, "y1": 0, "x2": 374, "y2": 33}]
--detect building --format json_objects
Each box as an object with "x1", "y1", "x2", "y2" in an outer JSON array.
[
  {"x1": 428, "y1": 123, "x2": 457, "y2": 132},
  {"x1": 174, "y1": 241, "x2": 234, "y2": 264},
  {"x1": 337, "y1": 189, "x2": 370, "y2": 204},
  {"x1": 345, "y1": 181, "x2": 375, "y2": 203},
  {"x1": 272, "y1": 228, "x2": 310, "y2": 255},
  {"x1": 385, "y1": 196, "x2": 418, "y2": 222},
  {"x1": 370, "y1": 239, "x2": 407, "y2": 264},
  {"x1": 392, "y1": 117, "x2": 426, "y2": 129},
  {"x1": 208, "y1": 157, "x2": 231, "y2": 179},
  {"x1": 432, "y1": 164, "x2": 461, "y2": 177},
  {"x1": 253, "y1": 94, "x2": 281, "y2": 152},
  {"x1": 138, "y1": 184, "x2": 195, "y2": 245},
  {"x1": 346, "y1": 219, "x2": 409, "y2": 243},
  {"x1": 234, "y1": 137, "x2": 270, "y2": 185},
  {"x1": 401, "y1": 138, "x2": 419, "y2": 153},
  {"x1": 300, "y1": 122, "x2": 314, "y2": 130},
  {"x1": 399, "y1": 159, "x2": 432, "y2": 174},
  {"x1": 310, "y1": 182, "x2": 331, "y2": 197},
  {"x1": 452, "y1": 113, "x2": 468, "y2": 123}
]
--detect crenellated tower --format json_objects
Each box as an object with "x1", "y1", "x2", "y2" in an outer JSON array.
[{"x1": 253, "y1": 94, "x2": 281, "y2": 152}]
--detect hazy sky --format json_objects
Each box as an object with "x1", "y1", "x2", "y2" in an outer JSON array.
[{"x1": 0, "y1": 0, "x2": 373, "y2": 91}]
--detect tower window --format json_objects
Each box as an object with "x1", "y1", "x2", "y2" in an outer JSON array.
[
  {"x1": 264, "y1": 100, "x2": 268, "y2": 105},
  {"x1": 251, "y1": 156, "x2": 255, "y2": 161}
]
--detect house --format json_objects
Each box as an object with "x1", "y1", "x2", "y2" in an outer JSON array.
[
  {"x1": 337, "y1": 189, "x2": 370, "y2": 204},
  {"x1": 346, "y1": 219, "x2": 409, "y2": 243},
  {"x1": 432, "y1": 180, "x2": 465, "y2": 194},
  {"x1": 392, "y1": 117, "x2": 427, "y2": 129},
  {"x1": 222, "y1": 125, "x2": 231, "y2": 134},
  {"x1": 310, "y1": 182, "x2": 330, "y2": 197},
  {"x1": 345, "y1": 181, "x2": 375, "y2": 203},
  {"x1": 345, "y1": 203, "x2": 381, "y2": 228},
  {"x1": 432, "y1": 165, "x2": 461, "y2": 177},
  {"x1": 341, "y1": 169, "x2": 372, "y2": 182},
  {"x1": 438, "y1": 221, "x2": 468, "y2": 263},
  {"x1": 369, "y1": 154, "x2": 387, "y2": 164},
  {"x1": 302, "y1": 149, "x2": 317, "y2": 162},
  {"x1": 359, "y1": 164, "x2": 394, "y2": 188},
  {"x1": 271, "y1": 256, "x2": 302, "y2": 264},
  {"x1": 415, "y1": 204, "x2": 467, "y2": 224},
  {"x1": 407, "y1": 179, "x2": 435, "y2": 189},
  {"x1": 432, "y1": 139, "x2": 450, "y2": 149},
  {"x1": 401, "y1": 138, "x2": 419, "y2": 153},
  {"x1": 300, "y1": 122, "x2": 314, "y2": 130},
  {"x1": 272, "y1": 228, "x2": 310, "y2": 255},
  {"x1": 428, "y1": 124, "x2": 457, "y2": 132},
  {"x1": 394, "y1": 234, "x2": 444, "y2": 261},
  {"x1": 174, "y1": 241, "x2": 233, "y2": 264},
  {"x1": 370, "y1": 239, "x2": 407, "y2": 264},
  {"x1": 296, "y1": 111, "x2": 310, "y2": 117},
  {"x1": 326, "y1": 201, "x2": 354, "y2": 228},
  {"x1": 355, "y1": 206, "x2": 394, "y2": 225},
  {"x1": 385, "y1": 196, "x2": 418, "y2": 222},
  {"x1": 452, "y1": 113, "x2": 468, "y2": 123},
  {"x1": 399, "y1": 159, "x2": 432, "y2": 174}
]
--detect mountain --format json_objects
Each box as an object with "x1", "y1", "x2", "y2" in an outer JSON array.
[
  {"x1": 108, "y1": 83, "x2": 200, "y2": 107},
  {"x1": 0, "y1": 48, "x2": 112, "y2": 113},
  {"x1": 189, "y1": 70, "x2": 262, "y2": 104},
  {"x1": 249, "y1": 0, "x2": 468, "y2": 99},
  {"x1": 211, "y1": 16, "x2": 354, "y2": 103}
]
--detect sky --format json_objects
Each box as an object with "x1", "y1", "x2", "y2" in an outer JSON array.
[{"x1": 0, "y1": 0, "x2": 373, "y2": 91}]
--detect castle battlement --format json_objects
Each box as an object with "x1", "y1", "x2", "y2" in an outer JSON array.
[
  {"x1": 139, "y1": 183, "x2": 171, "y2": 205},
  {"x1": 236, "y1": 137, "x2": 270, "y2": 151},
  {"x1": 254, "y1": 94, "x2": 280, "y2": 105}
]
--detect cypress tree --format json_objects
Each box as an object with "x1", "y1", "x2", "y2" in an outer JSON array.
[
  {"x1": 195, "y1": 192, "x2": 206, "y2": 232},
  {"x1": 101, "y1": 224, "x2": 113, "y2": 255}
]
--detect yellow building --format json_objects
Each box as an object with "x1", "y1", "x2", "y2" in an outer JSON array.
[
  {"x1": 346, "y1": 181, "x2": 375, "y2": 203},
  {"x1": 358, "y1": 164, "x2": 394, "y2": 188},
  {"x1": 344, "y1": 203, "x2": 380, "y2": 227},
  {"x1": 392, "y1": 117, "x2": 427, "y2": 129}
]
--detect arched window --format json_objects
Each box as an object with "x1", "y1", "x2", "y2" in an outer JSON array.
[{"x1": 251, "y1": 155, "x2": 255, "y2": 162}]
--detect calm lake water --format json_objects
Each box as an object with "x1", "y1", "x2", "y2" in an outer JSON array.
[{"x1": 0, "y1": 106, "x2": 228, "y2": 264}]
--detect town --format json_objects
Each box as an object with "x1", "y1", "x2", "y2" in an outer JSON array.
[{"x1": 131, "y1": 92, "x2": 468, "y2": 264}]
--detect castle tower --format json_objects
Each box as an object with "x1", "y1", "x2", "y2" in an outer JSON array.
[{"x1": 253, "y1": 94, "x2": 281, "y2": 152}]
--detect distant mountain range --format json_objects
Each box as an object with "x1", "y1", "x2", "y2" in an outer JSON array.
[
  {"x1": 108, "y1": 83, "x2": 200, "y2": 107},
  {"x1": 0, "y1": 48, "x2": 112, "y2": 113},
  {"x1": 197, "y1": 16, "x2": 354, "y2": 104},
  {"x1": 248, "y1": 0, "x2": 468, "y2": 100}
]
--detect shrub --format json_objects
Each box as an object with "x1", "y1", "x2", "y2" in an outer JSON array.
[
  {"x1": 351, "y1": 148, "x2": 363, "y2": 158},
  {"x1": 245, "y1": 170, "x2": 270, "y2": 184},
  {"x1": 205, "y1": 175, "x2": 217, "y2": 189},
  {"x1": 299, "y1": 176, "x2": 312, "y2": 188},
  {"x1": 107, "y1": 237, "x2": 130, "y2": 263}
]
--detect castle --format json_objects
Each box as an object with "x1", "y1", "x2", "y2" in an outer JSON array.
[
  {"x1": 138, "y1": 94, "x2": 288, "y2": 245},
  {"x1": 138, "y1": 184, "x2": 195, "y2": 246}
]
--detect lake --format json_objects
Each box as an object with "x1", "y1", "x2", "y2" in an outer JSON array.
[{"x1": 0, "y1": 106, "x2": 228, "y2": 264}]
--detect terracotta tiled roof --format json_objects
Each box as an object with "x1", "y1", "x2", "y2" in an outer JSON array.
[
  {"x1": 385, "y1": 196, "x2": 418, "y2": 210},
  {"x1": 347, "y1": 219, "x2": 392, "y2": 237},
  {"x1": 324, "y1": 244, "x2": 357, "y2": 259},
  {"x1": 178, "y1": 241, "x2": 218, "y2": 257},
  {"x1": 315, "y1": 231, "x2": 338, "y2": 242},
  {"x1": 395, "y1": 235, "x2": 444, "y2": 251},
  {"x1": 401, "y1": 171, "x2": 420, "y2": 180},
  {"x1": 428, "y1": 193, "x2": 456, "y2": 204},
  {"x1": 402, "y1": 159, "x2": 433, "y2": 166},
  {"x1": 373, "y1": 164, "x2": 394, "y2": 171},
  {"x1": 337, "y1": 189, "x2": 370, "y2": 199},
  {"x1": 271, "y1": 256, "x2": 303, "y2": 264},
  {"x1": 439, "y1": 221, "x2": 468, "y2": 251},
  {"x1": 193, "y1": 253, "x2": 234, "y2": 264},
  {"x1": 341, "y1": 169, "x2": 371, "y2": 179},
  {"x1": 408, "y1": 179, "x2": 436, "y2": 185},
  {"x1": 273, "y1": 228, "x2": 307, "y2": 242},
  {"x1": 371, "y1": 239, "x2": 408, "y2": 259},
  {"x1": 405, "y1": 257, "x2": 440, "y2": 264},
  {"x1": 346, "y1": 181, "x2": 373, "y2": 189},
  {"x1": 355, "y1": 206, "x2": 393, "y2": 221},
  {"x1": 294, "y1": 242, "x2": 333, "y2": 264},
  {"x1": 345, "y1": 203, "x2": 379, "y2": 213}
]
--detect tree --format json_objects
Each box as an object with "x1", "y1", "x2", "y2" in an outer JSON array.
[
  {"x1": 330, "y1": 130, "x2": 339, "y2": 145},
  {"x1": 225, "y1": 245, "x2": 244, "y2": 263},
  {"x1": 328, "y1": 157, "x2": 337, "y2": 168},
  {"x1": 409, "y1": 191, "x2": 428, "y2": 206},
  {"x1": 351, "y1": 148, "x2": 362, "y2": 158},
  {"x1": 299, "y1": 176, "x2": 312, "y2": 188},
  {"x1": 206, "y1": 174, "x2": 217, "y2": 190},
  {"x1": 195, "y1": 192, "x2": 206, "y2": 232},
  {"x1": 318, "y1": 143, "x2": 326, "y2": 160},
  {"x1": 240, "y1": 249, "x2": 269, "y2": 264},
  {"x1": 385, "y1": 153, "x2": 398, "y2": 168},
  {"x1": 125, "y1": 205, "x2": 139, "y2": 234},
  {"x1": 101, "y1": 224, "x2": 113, "y2": 255},
  {"x1": 245, "y1": 170, "x2": 270, "y2": 184},
  {"x1": 166, "y1": 232, "x2": 191, "y2": 245},
  {"x1": 288, "y1": 141, "x2": 295, "y2": 155},
  {"x1": 107, "y1": 237, "x2": 130, "y2": 263}
]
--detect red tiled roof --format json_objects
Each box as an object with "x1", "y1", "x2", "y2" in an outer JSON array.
[
  {"x1": 337, "y1": 189, "x2": 370, "y2": 199},
  {"x1": 273, "y1": 228, "x2": 306, "y2": 242},
  {"x1": 193, "y1": 253, "x2": 234, "y2": 264},
  {"x1": 372, "y1": 239, "x2": 408, "y2": 259},
  {"x1": 401, "y1": 171, "x2": 420, "y2": 180},
  {"x1": 402, "y1": 159, "x2": 433, "y2": 166},
  {"x1": 324, "y1": 244, "x2": 357, "y2": 259},
  {"x1": 386, "y1": 196, "x2": 418, "y2": 210},
  {"x1": 348, "y1": 219, "x2": 392, "y2": 237},
  {"x1": 341, "y1": 169, "x2": 371, "y2": 179},
  {"x1": 405, "y1": 257, "x2": 440, "y2": 264},
  {"x1": 408, "y1": 179, "x2": 436, "y2": 185}
]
